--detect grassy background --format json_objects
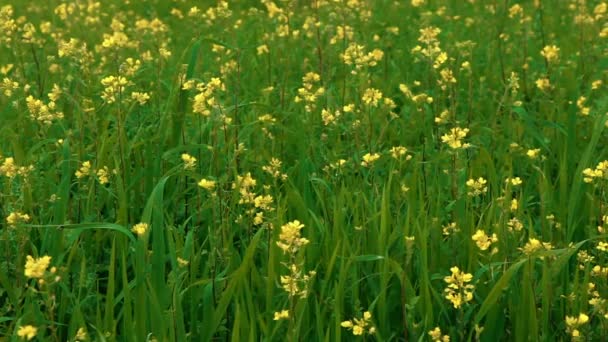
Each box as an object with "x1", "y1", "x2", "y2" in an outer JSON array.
[{"x1": 1, "y1": 0, "x2": 608, "y2": 341}]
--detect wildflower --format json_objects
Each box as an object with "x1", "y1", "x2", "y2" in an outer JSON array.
[
  {"x1": 24, "y1": 255, "x2": 52, "y2": 279},
  {"x1": 101, "y1": 76, "x2": 128, "y2": 104},
  {"x1": 341, "y1": 43, "x2": 383, "y2": 74},
  {"x1": 6, "y1": 212, "x2": 30, "y2": 226},
  {"x1": 441, "y1": 127, "x2": 470, "y2": 149},
  {"x1": 471, "y1": 230, "x2": 498, "y2": 251},
  {"x1": 389, "y1": 146, "x2": 411, "y2": 160},
  {"x1": 510, "y1": 199, "x2": 519, "y2": 211},
  {"x1": 520, "y1": 238, "x2": 553, "y2": 255},
  {"x1": 280, "y1": 264, "x2": 315, "y2": 298},
  {"x1": 276, "y1": 220, "x2": 309, "y2": 254},
  {"x1": 466, "y1": 177, "x2": 487, "y2": 196},
  {"x1": 508, "y1": 4, "x2": 524, "y2": 18},
  {"x1": 361, "y1": 153, "x2": 381, "y2": 167},
  {"x1": 198, "y1": 178, "x2": 216, "y2": 191},
  {"x1": 576, "y1": 96, "x2": 590, "y2": 116},
  {"x1": 583, "y1": 160, "x2": 608, "y2": 183},
  {"x1": 565, "y1": 313, "x2": 589, "y2": 338},
  {"x1": 273, "y1": 310, "x2": 289, "y2": 320},
  {"x1": 362, "y1": 88, "x2": 383, "y2": 107},
  {"x1": 535, "y1": 78, "x2": 551, "y2": 91},
  {"x1": 131, "y1": 92, "x2": 150, "y2": 105},
  {"x1": 341, "y1": 311, "x2": 375, "y2": 336},
  {"x1": 428, "y1": 327, "x2": 450, "y2": 342},
  {"x1": 75, "y1": 327, "x2": 87, "y2": 341},
  {"x1": 507, "y1": 217, "x2": 524, "y2": 231},
  {"x1": 96, "y1": 166, "x2": 110, "y2": 185},
  {"x1": 192, "y1": 77, "x2": 225, "y2": 116},
  {"x1": 262, "y1": 158, "x2": 287, "y2": 180},
  {"x1": 257, "y1": 44, "x2": 269, "y2": 55},
  {"x1": 526, "y1": 149, "x2": 541, "y2": 159},
  {"x1": 444, "y1": 266, "x2": 475, "y2": 308},
  {"x1": 181, "y1": 153, "x2": 197, "y2": 170},
  {"x1": 75, "y1": 161, "x2": 91, "y2": 179},
  {"x1": 442, "y1": 222, "x2": 459, "y2": 236},
  {"x1": 177, "y1": 257, "x2": 189, "y2": 267},
  {"x1": 294, "y1": 72, "x2": 324, "y2": 112},
  {"x1": 17, "y1": 325, "x2": 37, "y2": 340},
  {"x1": 540, "y1": 45, "x2": 560, "y2": 63},
  {"x1": 131, "y1": 222, "x2": 149, "y2": 237},
  {"x1": 506, "y1": 177, "x2": 523, "y2": 186}
]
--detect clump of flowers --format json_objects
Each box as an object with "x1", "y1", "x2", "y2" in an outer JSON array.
[
  {"x1": 75, "y1": 161, "x2": 92, "y2": 179},
  {"x1": 472, "y1": 229, "x2": 498, "y2": 251},
  {"x1": 428, "y1": 327, "x2": 450, "y2": 342},
  {"x1": 191, "y1": 77, "x2": 225, "y2": 116},
  {"x1": 565, "y1": 313, "x2": 589, "y2": 339},
  {"x1": 262, "y1": 158, "x2": 287, "y2": 180},
  {"x1": 17, "y1": 325, "x2": 38, "y2": 341},
  {"x1": 294, "y1": 72, "x2": 324, "y2": 112},
  {"x1": 275, "y1": 220, "x2": 315, "y2": 323},
  {"x1": 444, "y1": 266, "x2": 475, "y2": 308},
  {"x1": 361, "y1": 152, "x2": 381, "y2": 167},
  {"x1": 0, "y1": 157, "x2": 33, "y2": 178},
  {"x1": 6, "y1": 211, "x2": 30, "y2": 226},
  {"x1": 361, "y1": 88, "x2": 383, "y2": 107},
  {"x1": 520, "y1": 238, "x2": 553, "y2": 256},
  {"x1": 441, "y1": 127, "x2": 470, "y2": 149},
  {"x1": 181, "y1": 153, "x2": 197, "y2": 170},
  {"x1": 101, "y1": 76, "x2": 129, "y2": 104},
  {"x1": 198, "y1": 178, "x2": 216, "y2": 191},
  {"x1": 24, "y1": 255, "x2": 52, "y2": 279},
  {"x1": 583, "y1": 160, "x2": 608, "y2": 183},
  {"x1": 341, "y1": 311, "x2": 376, "y2": 336},
  {"x1": 540, "y1": 45, "x2": 560, "y2": 63},
  {"x1": 466, "y1": 177, "x2": 487, "y2": 196},
  {"x1": 341, "y1": 43, "x2": 383, "y2": 74},
  {"x1": 131, "y1": 222, "x2": 149, "y2": 237}
]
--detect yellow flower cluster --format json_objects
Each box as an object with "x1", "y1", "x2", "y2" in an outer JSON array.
[
  {"x1": 341, "y1": 311, "x2": 376, "y2": 336},
  {"x1": 576, "y1": 96, "x2": 590, "y2": 116},
  {"x1": 280, "y1": 263, "x2": 316, "y2": 299},
  {"x1": 520, "y1": 238, "x2": 553, "y2": 256},
  {"x1": 294, "y1": 72, "x2": 324, "y2": 113},
  {"x1": 24, "y1": 255, "x2": 52, "y2": 279},
  {"x1": 361, "y1": 88, "x2": 383, "y2": 107},
  {"x1": 17, "y1": 325, "x2": 37, "y2": 341},
  {"x1": 444, "y1": 266, "x2": 474, "y2": 309},
  {"x1": 26, "y1": 94, "x2": 64, "y2": 124},
  {"x1": 181, "y1": 153, "x2": 197, "y2": 170},
  {"x1": 0, "y1": 157, "x2": 33, "y2": 178},
  {"x1": 583, "y1": 160, "x2": 608, "y2": 183},
  {"x1": 361, "y1": 152, "x2": 381, "y2": 167},
  {"x1": 341, "y1": 43, "x2": 383, "y2": 74},
  {"x1": 0, "y1": 76, "x2": 18, "y2": 96},
  {"x1": 191, "y1": 77, "x2": 225, "y2": 116},
  {"x1": 262, "y1": 158, "x2": 287, "y2": 180},
  {"x1": 428, "y1": 327, "x2": 450, "y2": 342},
  {"x1": 101, "y1": 76, "x2": 128, "y2": 104},
  {"x1": 276, "y1": 220, "x2": 309, "y2": 254},
  {"x1": 198, "y1": 178, "x2": 216, "y2": 191},
  {"x1": 441, "y1": 127, "x2": 470, "y2": 149},
  {"x1": 466, "y1": 177, "x2": 487, "y2": 196},
  {"x1": 565, "y1": 313, "x2": 589, "y2": 339},
  {"x1": 131, "y1": 222, "x2": 149, "y2": 237},
  {"x1": 471, "y1": 230, "x2": 498, "y2": 251},
  {"x1": 540, "y1": 45, "x2": 560, "y2": 63},
  {"x1": 6, "y1": 211, "x2": 30, "y2": 226}
]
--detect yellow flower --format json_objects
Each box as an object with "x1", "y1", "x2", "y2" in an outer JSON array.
[
  {"x1": 181, "y1": 153, "x2": 197, "y2": 170},
  {"x1": 273, "y1": 310, "x2": 289, "y2": 320},
  {"x1": 540, "y1": 45, "x2": 560, "y2": 63},
  {"x1": 17, "y1": 325, "x2": 37, "y2": 340},
  {"x1": 471, "y1": 230, "x2": 498, "y2": 251},
  {"x1": 75, "y1": 161, "x2": 91, "y2": 179},
  {"x1": 520, "y1": 238, "x2": 553, "y2": 255},
  {"x1": 198, "y1": 178, "x2": 216, "y2": 191},
  {"x1": 276, "y1": 220, "x2": 309, "y2": 254},
  {"x1": 75, "y1": 327, "x2": 87, "y2": 341},
  {"x1": 131, "y1": 222, "x2": 149, "y2": 237},
  {"x1": 429, "y1": 327, "x2": 450, "y2": 342},
  {"x1": 341, "y1": 311, "x2": 375, "y2": 336},
  {"x1": 361, "y1": 152, "x2": 381, "y2": 167},
  {"x1": 466, "y1": 177, "x2": 487, "y2": 196},
  {"x1": 444, "y1": 266, "x2": 475, "y2": 308},
  {"x1": 24, "y1": 255, "x2": 51, "y2": 279},
  {"x1": 535, "y1": 78, "x2": 551, "y2": 91},
  {"x1": 361, "y1": 88, "x2": 383, "y2": 107},
  {"x1": 441, "y1": 127, "x2": 470, "y2": 149},
  {"x1": 565, "y1": 313, "x2": 589, "y2": 338},
  {"x1": 6, "y1": 212, "x2": 30, "y2": 226}
]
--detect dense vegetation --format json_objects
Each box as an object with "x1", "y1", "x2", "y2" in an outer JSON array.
[{"x1": 1, "y1": 0, "x2": 608, "y2": 341}]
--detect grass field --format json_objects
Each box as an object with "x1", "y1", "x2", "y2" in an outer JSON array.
[{"x1": 1, "y1": 0, "x2": 608, "y2": 341}]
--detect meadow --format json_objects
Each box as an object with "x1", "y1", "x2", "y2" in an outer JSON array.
[{"x1": 1, "y1": 0, "x2": 608, "y2": 341}]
